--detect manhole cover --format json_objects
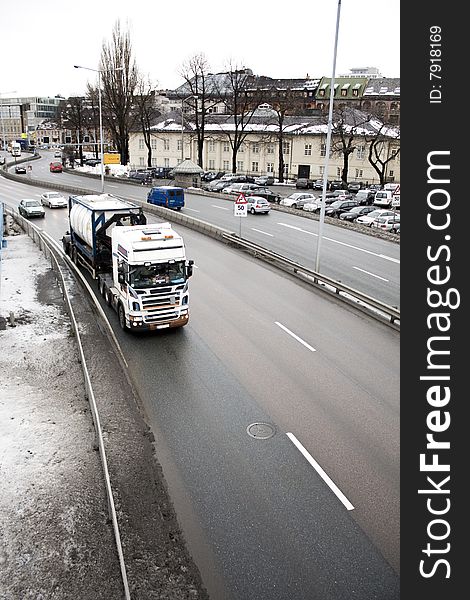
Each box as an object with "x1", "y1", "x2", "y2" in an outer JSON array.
[{"x1": 247, "y1": 422, "x2": 276, "y2": 440}]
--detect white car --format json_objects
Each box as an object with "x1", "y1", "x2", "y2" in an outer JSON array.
[
  {"x1": 54, "y1": 151, "x2": 62, "y2": 158},
  {"x1": 370, "y1": 214, "x2": 400, "y2": 231},
  {"x1": 279, "y1": 193, "x2": 316, "y2": 209},
  {"x1": 355, "y1": 209, "x2": 395, "y2": 226},
  {"x1": 246, "y1": 196, "x2": 271, "y2": 214},
  {"x1": 302, "y1": 199, "x2": 323, "y2": 212},
  {"x1": 40, "y1": 192, "x2": 68, "y2": 208}
]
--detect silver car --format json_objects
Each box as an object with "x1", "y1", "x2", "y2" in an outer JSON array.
[
  {"x1": 40, "y1": 192, "x2": 68, "y2": 208},
  {"x1": 246, "y1": 196, "x2": 271, "y2": 214},
  {"x1": 279, "y1": 193, "x2": 316, "y2": 209},
  {"x1": 18, "y1": 199, "x2": 45, "y2": 219}
]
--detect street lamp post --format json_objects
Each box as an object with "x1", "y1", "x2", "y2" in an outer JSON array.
[
  {"x1": 315, "y1": 0, "x2": 342, "y2": 273},
  {"x1": 74, "y1": 65, "x2": 122, "y2": 193},
  {"x1": 180, "y1": 95, "x2": 197, "y2": 163},
  {"x1": 0, "y1": 90, "x2": 17, "y2": 152}
]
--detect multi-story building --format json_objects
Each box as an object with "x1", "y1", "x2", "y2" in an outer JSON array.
[
  {"x1": 0, "y1": 96, "x2": 64, "y2": 147},
  {"x1": 128, "y1": 111, "x2": 400, "y2": 185}
]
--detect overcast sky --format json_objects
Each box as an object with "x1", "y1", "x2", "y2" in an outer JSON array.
[{"x1": 1, "y1": 0, "x2": 399, "y2": 98}]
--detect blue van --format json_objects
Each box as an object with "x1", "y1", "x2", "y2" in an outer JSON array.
[{"x1": 147, "y1": 186, "x2": 184, "y2": 210}]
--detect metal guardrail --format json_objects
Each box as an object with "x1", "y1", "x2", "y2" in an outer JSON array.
[
  {"x1": 1, "y1": 158, "x2": 400, "y2": 328},
  {"x1": 4, "y1": 206, "x2": 132, "y2": 599}
]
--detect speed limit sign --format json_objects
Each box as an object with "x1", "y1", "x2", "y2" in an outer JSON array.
[{"x1": 234, "y1": 193, "x2": 248, "y2": 217}]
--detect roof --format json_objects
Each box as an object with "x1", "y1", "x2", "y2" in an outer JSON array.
[
  {"x1": 363, "y1": 78, "x2": 400, "y2": 96},
  {"x1": 171, "y1": 159, "x2": 204, "y2": 174}
]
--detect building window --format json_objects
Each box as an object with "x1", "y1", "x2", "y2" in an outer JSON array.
[
  {"x1": 177, "y1": 139, "x2": 182, "y2": 151},
  {"x1": 320, "y1": 143, "x2": 326, "y2": 157},
  {"x1": 164, "y1": 158, "x2": 169, "y2": 167},
  {"x1": 355, "y1": 169, "x2": 363, "y2": 178},
  {"x1": 209, "y1": 159, "x2": 215, "y2": 170},
  {"x1": 223, "y1": 160, "x2": 230, "y2": 171},
  {"x1": 267, "y1": 144, "x2": 274, "y2": 154},
  {"x1": 337, "y1": 168, "x2": 341, "y2": 177},
  {"x1": 223, "y1": 141, "x2": 230, "y2": 152},
  {"x1": 164, "y1": 139, "x2": 170, "y2": 151},
  {"x1": 352, "y1": 88, "x2": 359, "y2": 97},
  {"x1": 283, "y1": 164, "x2": 288, "y2": 176},
  {"x1": 237, "y1": 160, "x2": 244, "y2": 172},
  {"x1": 139, "y1": 138, "x2": 145, "y2": 150},
  {"x1": 266, "y1": 163, "x2": 274, "y2": 173},
  {"x1": 389, "y1": 170, "x2": 394, "y2": 177},
  {"x1": 151, "y1": 138, "x2": 157, "y2": 150},
  {"x1": 356, "y1": 145, "x2": 365, "y2": 159},
  {"x1": 252, "y1": 143, "x2": 260, "y2": 153},
  {"x1": 209, "y1": 140, "x2": 215, "y2": 152},
  {"x1": 251, "y1": 161, "x2": 259, "y2": 172},
  {"x1": 239, "y1": 143, "x2": 245, "y2": 153},
  {"x1": 139, "y1": 157, "x2": 145, "y2": 166},
  {"x1": 341, "y1": 89, "x2": 348, "y2": 97},
  {"x1": 304, "y1": 144, "x2": 312, "y2": 156},
  {"x1": 151, "y1": 157, "x2": 157, "y2": 166},
  {"x1": 319, "y1": 166, "x2": 325, "y2": 176},
  {"x1": 318, "y1": 89, "x2": 325, "y2": 97},
  {"x1": 282, "y1": 142, "x2": 290, "y2": 155}
]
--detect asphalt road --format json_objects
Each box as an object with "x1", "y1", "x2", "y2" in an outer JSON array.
[
  {"x1": 6, "y1": 150, "x2": 400, "y2": 308},
  {"x1": 1, "y1": 158, "x2": 400, "y2": 599}
]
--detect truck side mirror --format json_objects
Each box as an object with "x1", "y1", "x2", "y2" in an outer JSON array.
[
  {"x1": 118, "y1": 272, "x2": 125, "y2": 284},
  {"x1": 186, "y1": 260, "x2": 194, "y2": 278}
]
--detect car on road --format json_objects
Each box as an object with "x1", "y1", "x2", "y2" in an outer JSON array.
[
  {"x1": 0, "y1": 156, "x2": 5, "y2": 165},
  {"x1": 254, "y1": 175, "x2": 275, "y2": 186},
  {"x1": 280, "y1": 192, "x2": 316, "y2": 209},
  {"x1": 128, "y1": 171, "x2": 152, "y2": 185},
  {"x1": 370, "y1": 214, "x2": 401, "y2": 231},
  {"x1": 356, "y1": 209, "x2": 395, "y2": 226},
  {"x1": 302, "y1": 199, "x2": 323, "y2": 212},
  {"x1": 246, "y1": 196, "x2": 271, "y2": 214},
  {"x1": 339, "y1": 205, "x2": 376, "y2": 222},
  {"x1": 324, "y1": 199, "x2": 359, "y2": 218},
  {"x1": 49, "y1": 161, "x2": 63, "y2": 173},
  {"x1": 295, "y1": 178, "x2": 315, "y2": 189},
  {"x1": 18, "y1": 199, "x2": 45, "y2": 219},
  {"x1": 54, "y1": 150, "x2": 62, "y2": 158},
  {"x1": 14, "y1": 165, "x2": 27, "y2": 174},
  {"x1": 247, "y1": 187, "x2": 280, "y2": 203},
  {"x1": 40, "y1": 192, "x2": 68, "y2": 208}
]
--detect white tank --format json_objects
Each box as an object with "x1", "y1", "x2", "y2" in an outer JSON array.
[{"x1": 70, "y1": 203, "x2": 95, "y2": 247}]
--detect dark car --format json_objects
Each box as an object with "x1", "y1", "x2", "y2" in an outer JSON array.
[
  {"x1": 296, "y1": 178, "x2": 314, "y2": 189},
  {"x1": 84, "y1": 158, "x2": 101, "y2": 166},
  {"x1": 254, "y1": 175, "x2": 275, "y2": 186},
  {"x1": 246, "y1": 187, "x2": 281, "y2": 203},
  {"x1": 231, "y1": 174, "x2": 256, "y2": 184},
  {"x1": 15, "y1": 165, "x2": 27, "y2": 174},
  {"x1": 313, "y1": 179, "x2": 328, "y2": 190},
  {"x1": 154, "y1": 166, "x2": 173, "y2": 179},
  {"x1": 206, "y1": 180, "x2": 231, "y2": 192},
  {"x1": 325, "y1": 199, "x2": 358, "y2": 217},
  {"x1": 329, "y1": 179, "x2": 346, "y2": 191},
  {"x1": 129, "y1": 172, "x2": 153, "y2": 185},
  {"x1": 339, "y1": 205, "x2": 376, "y2": 222},
  {"x1": 202, "y1": 170, "x2": 225, "y2": 182},
  {"x1": 347, "y1": 181, "x2": 362, "y2": 193}
]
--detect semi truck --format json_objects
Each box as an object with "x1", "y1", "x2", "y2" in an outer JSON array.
[{"x1": 62, "y1": 193, "x2": 194, "y2": 332}]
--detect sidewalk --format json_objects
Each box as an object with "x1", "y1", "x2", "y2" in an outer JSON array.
[{"x1": 0, "y1": 222, "x2": 209, "y2": 599}]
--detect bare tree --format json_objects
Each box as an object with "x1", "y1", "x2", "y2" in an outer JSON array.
[
  {"x1": 85, "y1": 84, "x2": 101, "y2": 159},
  {"x1": 179, "y1": 53, "x2": 220, "y2": 168},
  {"x1": 366, "y1": 121, "x2": 400, "y2": 186},
  {"x1": 100, "y1": 20, "x2": 138, "y2": 165},
  {"x1": 58, "y1": 97, "x2": 86, "y2": 165},
  {"x1": 216, "y1": 62, "x2": 267, "y2": 174},
  {"x1": 133, "y1": 75, "x2": 161, "y2": 167}
]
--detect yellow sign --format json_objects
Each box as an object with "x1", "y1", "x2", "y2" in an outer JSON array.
[
  {"x1": 20, "y1": 133, "x2": 27, "y2": 139},
  {"x1": 104, "y1": 153, "x2": 121, "y2": 164}
]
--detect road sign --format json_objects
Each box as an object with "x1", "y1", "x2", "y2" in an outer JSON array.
[{"x1": 234, "y1": 193, "x2": 247, "y2": 217}]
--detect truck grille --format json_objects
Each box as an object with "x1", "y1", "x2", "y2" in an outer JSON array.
[{"x1": 136, "y1": 285, "x2": 185, "y2": 320}]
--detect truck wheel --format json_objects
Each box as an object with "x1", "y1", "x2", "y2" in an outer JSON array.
[
  {"x1": 99, "y1": 278, "x2": 106, "y2": 299},
  {"x1": 71, "y1": 247, "x2": 78, "y2": 265},
  {"x1": 118, "y1": 304, "x2": 127, "y2": 331}
]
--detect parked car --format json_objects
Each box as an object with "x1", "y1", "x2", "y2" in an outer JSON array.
[
  {"x1": 354, "y1": 189, "x2": 376, "y2": 205},
  {"x1": 222, "y1": 182, "x2": 260, "y2": 195},
  {"x1": 302, "y1": 199, "x2": 323, "y2": 213},
  {"x1": 326, "y1": 189, "x2": 352, "y2": 199},
  {"x1": 339, "y1": 205, "x2": 376, "y2": 221},
  {"x1": 14, "y1": 165, "x2": 27, "y2": 174},
  {"x1": 201, "y1": 170, "x2": 225, "y2": 182},
  {"x1": 54, "y1": 150, "x2": 62, "y2": 158},
  {"x1": 49, "y1": 161, "x2": 63, "y2": 173},
  {"x1": 128, "y1": 171, "x2": 152, "y2": 185},
  {"x1": 295, "y1": 178, "x2": 315, "y2": 189},
  {"x1": 246, "y1": 196, "x2": 271, "y2": 214},
  {"x1": 18, "y1": 199, "x2": 45, "y2": 219},
  {"x1": 324, "y1": 199, "x2": 358, "y2": 218},
  {"x1": 40, "y1": 192, "x2": 68, "y2": 208},
  {"x1": 153, "y1": 166, "x2": 174, "y2": 179},
  {"x1": 247, "y1": 187, "x2": 280, "y2": 203},
  {"x1": 373, "y1": 190, "x2": 394, "y2": 208},
  {"x1": 355, "y1": 209, "x2": 395, "y2": 226},
  {"x1": 329, "y1": 180, "x2": 346, "y2": 191},
  {"x1": 254, "y1": 175, "x2": 275, "y2": 186},
  {"x1": 370, "y1": 214, "x2": 401, "y2": 231},
  {"x1": 84, "y1": 158, "x2": 101, "y2": 166},
  {"x1": 206, "y1": 180, "x2": 231, "y2": 192},
  {"x1": 391, "y1": 222, "x2": 400, "y2": 234},
  {"x1": 347, "y1": 181, "x2": 362, "y2": 193},
  {"x1": 313, "y1": 179, "x2": 327, "y2": 190},
  {"x1": 280, "y1": 193, "x2": 316, "y2": 209}
]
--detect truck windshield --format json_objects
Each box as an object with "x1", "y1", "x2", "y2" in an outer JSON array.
[{"x1": 129, "y1": 262, "x2": 186, "y2": 288}]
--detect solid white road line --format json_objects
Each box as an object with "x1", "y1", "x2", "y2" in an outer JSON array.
[
  {"x1": 251, "y1": 228, "x2": 274, "y2": 236},
  {"x1": 275, "y1": 321, "x2": 316, "y2": 352},
  {"x1": 185, "y1": 207, "x2": 201, "y2": 213},
  {"x1": 211, "y1": 205, "x2": 229, "y2": 211},
  {"x1": 108, "y1": 184, "x2": 119, "y2": 188},
  {"x1": 277, "y1": 222, "x2": 400, "y2": 264},
  {"x1": 353, "y1": 266, "x2": 389, "y2": 282},
  {"x1": 286, "y1": 432, "x2": 355, "y2": 511}
]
